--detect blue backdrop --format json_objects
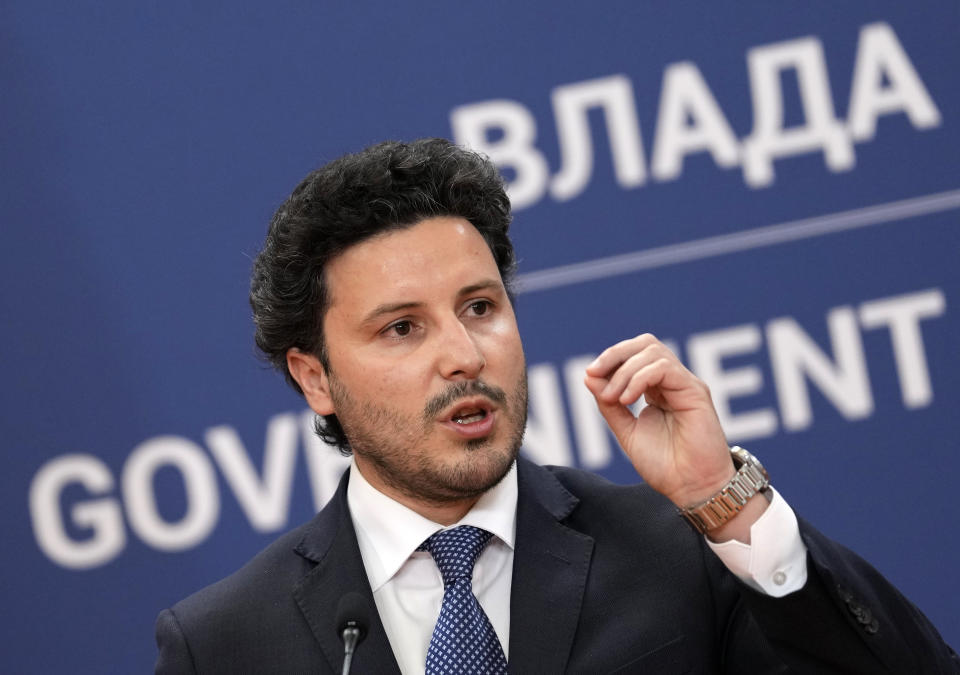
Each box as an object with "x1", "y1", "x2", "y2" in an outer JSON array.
[{"x1": 3, "y1": 2, "x2": 958, "y2": 672}]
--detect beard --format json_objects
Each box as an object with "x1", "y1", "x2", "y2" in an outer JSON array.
[{"x1": 327, "y1": 372, "x2": 528, "y2": 506}]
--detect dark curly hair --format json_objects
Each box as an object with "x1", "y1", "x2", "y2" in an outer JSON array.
[{"x1": 250, "y1": 138, "x2": 516, "y2": 453}]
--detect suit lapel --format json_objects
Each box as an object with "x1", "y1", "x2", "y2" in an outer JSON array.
[
  {"x1": 292, "y1": 469, "x2": 401, "y2": 675},
  {"x1": 290, "y1": 459, "x2": 594, "y2": 674},
  {"x1": 508, "y1": 459, "x2": 594, "y2": 673}
]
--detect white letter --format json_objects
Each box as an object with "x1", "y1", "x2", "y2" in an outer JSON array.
[
  {"x1": 742, "y1": 36, "x2": 855, "y2": 187},
  {"x1": 767, "y1": 308, "x2": 872, "y2": 430},
  {"x1": 451, "y1": 100, "x2": 549, "y2": 210},
  {"x1": 205, "y1": 414, "x2": 298, "y2": 532},
  {"x1": 122, "y1": 436, "x2": 219, "y2": 552},
  {"x1": 687, "y1": 326, "x2": 778, "y2": 442},
  {"x1": 29, "y1": 454, "x2": 125, "y2": 569},
  {"x1": 564, "y1": 355, "x2": 613, "y2": 470},
  {"x1": 860, "y1": 288, "x2": 946, "y2": 408},
  {"x1": 550, "y1": 75, "x2": 646, "y2": 201},
  {"x1": 523, "y1": 363, "x2": 573, "y2": 466},
  {"x1": 848, "y1": 23, "x2": 941, "y2": 141},
  {"x1": 651, "y1": 62, "x2": 740, "y2": 181},
  {"x1": 300, "y1": 409, "x2": 351, "y2": 512}
]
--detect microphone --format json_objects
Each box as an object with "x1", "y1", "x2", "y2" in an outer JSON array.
[{"x1": 336, "y1": 592, "x2": 370, "y2": 675}]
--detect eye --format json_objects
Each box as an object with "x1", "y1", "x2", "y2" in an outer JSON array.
[
  {"x1": 468, "y1": 300, "x2": 491, "y2": 316},
  {"x1": 378, "y1": 318, "x2": 419, "y2": 343},
  {"x1": 389, "y1": 320, "x2": 412, "y2": 336}
]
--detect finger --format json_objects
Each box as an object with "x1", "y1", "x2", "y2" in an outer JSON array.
[
  {"x1": 597, "y1": 342, "x2": 675, "y2": 403},
  {"x1": 585, "y1": 333, "x2": 659, "y2": 377},
  {"x1": 617, "y1": 357, "x2": 677, "y2": 407},
  {"x1": 584, "y1": 374, "x2": 636, "y2": 441}
]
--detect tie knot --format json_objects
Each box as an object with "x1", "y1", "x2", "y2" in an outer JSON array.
[{"x1": 419, "y1": 525, "x2": 493, "y2": 585}]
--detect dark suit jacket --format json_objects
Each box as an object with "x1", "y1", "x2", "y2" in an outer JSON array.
[{"x1": 155, "y1": 458, "x2": 958, "y2": 673}]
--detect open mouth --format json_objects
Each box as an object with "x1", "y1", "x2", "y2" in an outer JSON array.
[
  {"x1": 452, "y1": 407, "x2": 489, "y2": 425},
  {"x1": 438, "y1": 397, "x2": 497, "y2": 438}
]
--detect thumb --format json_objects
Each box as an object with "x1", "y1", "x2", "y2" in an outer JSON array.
[{"x1": 584, "y1": 374, "x2": 636, "y2": 443}]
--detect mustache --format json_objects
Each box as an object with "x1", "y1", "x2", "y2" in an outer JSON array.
[{"x1": 423, "y1": 380, "x2": 508, "y2": 420}]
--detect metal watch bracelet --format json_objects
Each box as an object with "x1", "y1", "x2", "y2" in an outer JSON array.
[{"x1": 680, "y1": 446, "x2": 770, "y2": 534}]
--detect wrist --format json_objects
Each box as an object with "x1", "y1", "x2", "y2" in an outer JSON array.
[
  {"x1": 705, "y1": 489, "x2": 772, "y2": 543},
  {"x1": 675, "y1": 463, "x2": 737, "y2": 507},
  {"x1": 679, "y1": 447, "x2": 771, "y2": 535}
]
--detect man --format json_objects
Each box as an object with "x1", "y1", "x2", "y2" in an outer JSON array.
[{"x1": 155, "y1": 139, "x2": 957, "y2": 673}]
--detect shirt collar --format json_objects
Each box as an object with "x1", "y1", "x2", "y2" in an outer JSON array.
[{"x1": 346, "y1": 457, "x2": 518, "y2": 592}]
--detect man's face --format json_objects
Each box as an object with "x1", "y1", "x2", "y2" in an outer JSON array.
[{"x1": 316, "y1": 216, "x2": 527, "y2": 509}]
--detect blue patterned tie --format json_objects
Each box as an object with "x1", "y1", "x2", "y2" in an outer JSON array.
[{"x1": 419, "y1": 525, "x2": 509, "y2": 674}]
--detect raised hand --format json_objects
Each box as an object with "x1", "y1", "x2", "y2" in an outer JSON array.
[{"x1": 583, "y1": 334, "x2": 736, "y2": 509}]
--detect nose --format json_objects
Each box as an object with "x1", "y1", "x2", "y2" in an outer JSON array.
[{"x1": 437, "y1": 318, "x2": 485, "y2": 380}]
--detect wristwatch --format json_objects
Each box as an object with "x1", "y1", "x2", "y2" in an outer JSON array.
[{"x1": 680, "y1": 446, "x2": 770, "y2": 534}]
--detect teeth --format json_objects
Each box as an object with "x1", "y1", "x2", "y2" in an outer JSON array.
[{"x1": 454, "y1": 411, "x2": 486, "y2": 424}]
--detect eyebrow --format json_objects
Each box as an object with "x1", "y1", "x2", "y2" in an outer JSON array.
[
  {"x1": 458, "y1": 279, "x2": 503, "y2": 297},
  {"x1": 360, "y1": 278, "x2": 504, "y2": 326},
  {"x1": 360, "y1": 301, "x2": 425, "y2": 327}
]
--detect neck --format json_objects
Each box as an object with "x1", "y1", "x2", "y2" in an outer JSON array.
[{"x1": 352, "y1": 457, "x2": 481, "y2": 525}]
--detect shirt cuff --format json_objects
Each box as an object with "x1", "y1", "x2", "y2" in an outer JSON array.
[{"x1": 705, "y1": 487, "x2": 808, "y2": 597}]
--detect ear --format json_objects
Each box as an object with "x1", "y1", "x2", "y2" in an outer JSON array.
[{"x1": 286, "y1": 348, "x2": 336, "y2": 416}]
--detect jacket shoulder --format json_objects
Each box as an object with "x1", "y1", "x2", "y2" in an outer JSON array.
[
  {"x1": 171, "y1": 522, "x2": 315, "y2": 622},
  {"x1": 156, "y1": 518, "x2": 328, "y2": 674}
]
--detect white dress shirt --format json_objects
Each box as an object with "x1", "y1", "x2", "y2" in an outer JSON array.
[
  {"x1": 346, "y1": 459, "x2": 806, "y2": 675},
  {"x1": 347, "y1": 460, "x2": 516, "y2": 675}
]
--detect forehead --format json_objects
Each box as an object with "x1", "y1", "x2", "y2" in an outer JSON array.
[{"x1": 324, "y1": 216, "x2": 501, "y2": 310}]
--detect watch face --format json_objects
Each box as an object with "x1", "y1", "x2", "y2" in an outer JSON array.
[
  {"x1": 731, "y1": 446, "x2": 747, "y2": 467},
  {"x1": 733, "y1": 446, "x2": 765, "y2": 471},
  {"x1": 738, "y1": 448, "x2": 770, "y2": 482}
]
